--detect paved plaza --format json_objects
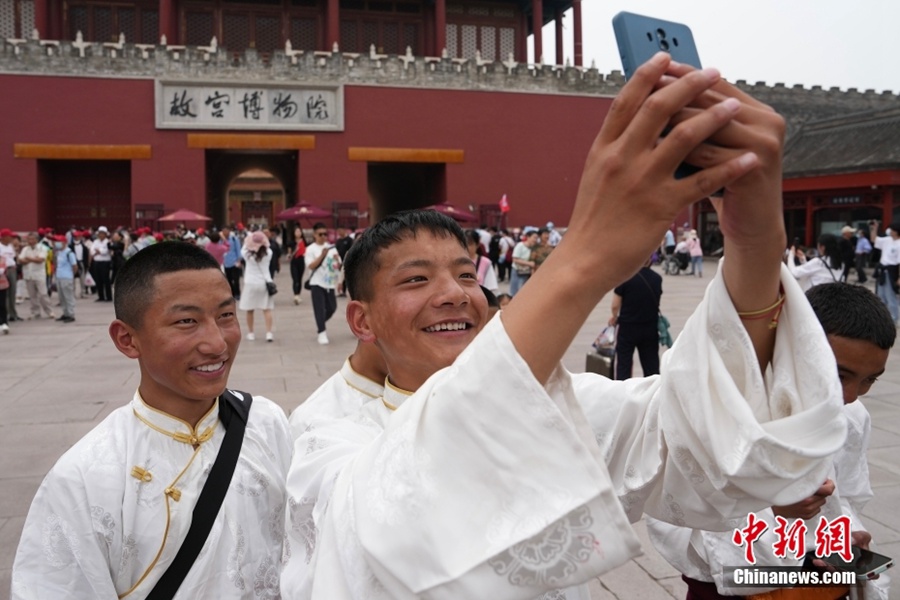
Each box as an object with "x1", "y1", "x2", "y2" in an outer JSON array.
[{"x1": 1, "y1": 259, "x2": 899, "y2": 599}]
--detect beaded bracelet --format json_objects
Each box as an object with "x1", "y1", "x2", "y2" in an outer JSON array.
[{"x1": 736, "y1": 285, "x2": 786, "y2": 330}]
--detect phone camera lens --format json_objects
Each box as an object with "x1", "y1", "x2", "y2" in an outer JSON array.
[
  {"x1": 656, "y1": 28, "x2": 667, "y2": 39},
  {"x1": 659, "y1": 39, "x2": 670, "y2": 51}
]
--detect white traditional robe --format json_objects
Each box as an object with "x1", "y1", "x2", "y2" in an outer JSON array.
[
  {"x1": 281, "y1": 264, "x2": 847, "y2": 599},
  {"x1": 12, "y1": 391, "x2": 293, "y2": 599},
  {"x1": 647, "y1": 400, "x2": 891, "y2": 599},
  {"x1": 289, "y1": 357, "x2": 385, "y2": 440}
]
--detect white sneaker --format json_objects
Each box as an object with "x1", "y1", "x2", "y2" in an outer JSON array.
[
  {"x1": 317, "y1": 332, "x2": 329, "y2": 345},
  {"x1": 1, "y1": 324, "x2": 8, "y2": 334},
  {"x1": 266, "y1": 332, "x2": 274, "y2": 342},
  {"x1": 293, "y1": 295, "x2": 301, "y2": 305},
  {"x1": 246, "y1": 332, "x2": 255, "y2": 341}
]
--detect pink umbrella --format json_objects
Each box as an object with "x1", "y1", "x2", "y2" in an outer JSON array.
[
  {"x1": 158, "y1": 208, "x2": 212, "y2": 222},
  {"x1": 426, "y1": 203, "x2": 477, "y2": 222},
  {"x1": 276, "y1": 202, "x2": 333, "y2": 221}
]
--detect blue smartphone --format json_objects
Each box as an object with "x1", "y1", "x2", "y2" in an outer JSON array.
[
  {"x1": 613, "y1": 12, "x2": 706, "y2": 183},
  {"x1": 612, "y1": 11, "x2": 702, "y2": 79}
]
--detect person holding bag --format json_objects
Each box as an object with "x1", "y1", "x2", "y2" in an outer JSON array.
[
  {"x1": 239, "y1": 231, "x2": 276, "y2": 342},
  {"x1": 608, "y1": 257, "x2": 663, "y2": 380},
  {"x1": 304, "y1": 223, "x2": 342, "y2": 345}
]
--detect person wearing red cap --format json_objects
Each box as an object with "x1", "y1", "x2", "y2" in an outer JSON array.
[
  {"x1": 52, "y1": 235, "x2": 77, "y2": 322},
  {"x1": 0, "y1": 228, "x2": 20, "y2": 322}
]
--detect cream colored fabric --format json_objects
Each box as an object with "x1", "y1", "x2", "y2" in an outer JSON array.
[
  {"x1": 281, "y1": 263, "x2": 847, "y2": 600},
  {"x1": 12, "y1": 392, "x2": 293, "y2": 599},
  {"x1": 288, "y1": 357, "x2": 385, "y2": 441},
  {"x1": 647, "y1": 400, "x2": 891, "y2": 599}
]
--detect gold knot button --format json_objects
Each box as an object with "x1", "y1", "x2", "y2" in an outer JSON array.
[{"x1": 130, "y1": 466, "x2": 153, "y2": 482}]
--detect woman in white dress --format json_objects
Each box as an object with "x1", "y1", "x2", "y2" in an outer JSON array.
[
  {"x1": 787, "y1": 232, "x2": 844, "y2": 291},
  {"x1": 239, "y1": 231, "x2": 276, "y2": 341}
]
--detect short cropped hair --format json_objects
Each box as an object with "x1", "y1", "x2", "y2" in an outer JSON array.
[
  {"x1": 806, "y1": 282, "x2": 895, "y2": 349},
  {"x1": 344, "y1": 210, "x2": 467, "y2": 302},
  {"x1": 114, "y1": 241, "x2": 222, "y2": 328}
]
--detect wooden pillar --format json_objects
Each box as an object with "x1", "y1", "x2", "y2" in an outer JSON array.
[
  {"x1": 573, "y1": 0, "x2": 583, "y2": 67},
  {"x1": 516, "y1": 10, "x2": 528, "y2": 62},
  {"x1": 554, "y1": 8, "x2": 563, "y2": 66},
  {"x1": 327, "y1": 0, "x2": 339, "y2": 50},
  {"x1": 434, "y1": 0, "x2": 446, "y2": 56},
  {"x1": 531, "y1": 0, "x2": 542, "y2": 63},
  {"x1": 805, "y1": 194, "x2": 814, "y2": 246},
  {"x1": 882, "y1": 188, "x2": 894, "y2": 226},
  {"x1": 159, "y1": 0, "x2": 175, "y2": 43},
  {"x1": 33, "y1": 0, "x2": 48, "y2": 37}
]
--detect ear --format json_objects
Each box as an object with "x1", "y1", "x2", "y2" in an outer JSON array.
[
  {"x1": 109, "y1": 319, "x2": 141, "y2": 359},
  {"x1": 346, "y1": 300, "x2": 376, "y2": 343}
]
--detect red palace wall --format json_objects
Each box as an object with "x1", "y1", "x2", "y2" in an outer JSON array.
[{"x1": 0, "y1": 72, "x2": 614, "y2": 231}]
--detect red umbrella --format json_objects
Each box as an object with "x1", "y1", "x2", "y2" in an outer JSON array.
[
  {"x1": 276, "y1": 202, "x2": 332, "y2": 221},
  {"x1": 158, "y1": 208, "x2": 212, "y2": 222},
  {"x1": 426, "y1": 203, "x2": 477, "y2": 222}
]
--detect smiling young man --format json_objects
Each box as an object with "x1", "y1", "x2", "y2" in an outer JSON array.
[
  {"x1": 647, "y1": 282, "x2": 895, "y2": 599},
  {"x1": 12, "y1": 242, "x2": 293, "y2": 599},
  {"x1": 281, "y1": 55, "x2": 850, "y2": 599}
]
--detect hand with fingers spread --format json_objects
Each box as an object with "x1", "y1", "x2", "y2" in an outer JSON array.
[
  {"x1": 657, "y1": 60, "x2": 788, "y2": 369},
  {"x1": 503, "y1": 52, "x2": 762, "y2": 383}
]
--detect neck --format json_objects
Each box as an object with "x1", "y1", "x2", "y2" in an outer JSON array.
[{"x1": 138, "y1": 387, "x2": 218, "y2": 429}]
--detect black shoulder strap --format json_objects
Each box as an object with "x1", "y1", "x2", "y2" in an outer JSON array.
[{"x1": 146, "y1": 390, "x2": 253, "y2": 600}]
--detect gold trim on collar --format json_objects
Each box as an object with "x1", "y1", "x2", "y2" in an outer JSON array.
[
  {"x1": 382, "y1": 378, "x2": 413, "y2": 412},
  {"x1": 384, "y1": 378, "x2": 413, "y2": 396},
  {"x1": 133, "y1": 393, "x2": 218, "y2": 446}
]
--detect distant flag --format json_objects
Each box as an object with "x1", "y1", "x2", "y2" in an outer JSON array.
[{"x1": 499, "y1": 194, "x2": 510, "y2": 213}]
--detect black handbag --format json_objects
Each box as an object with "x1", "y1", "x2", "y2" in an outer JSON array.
[
  {"x1": 145, "y1": 390, "x2": 253, "y2": 600},
  {"x1": 265, "y1": 281, "x2": 278, "y2": 296}
]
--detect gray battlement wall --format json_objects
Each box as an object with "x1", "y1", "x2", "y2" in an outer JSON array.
[{"x1": 3, "y1": 35, "x2": 898, "y2": 131}]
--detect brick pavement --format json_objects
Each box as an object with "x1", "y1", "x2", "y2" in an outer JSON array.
[{"x1": 1, "y1": 259, "x2": 898, "y2": 599}]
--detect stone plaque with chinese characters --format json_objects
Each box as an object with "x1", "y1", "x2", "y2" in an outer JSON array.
[{"x1": 155, "y1": 81, "x2": 344, "y2": 131}]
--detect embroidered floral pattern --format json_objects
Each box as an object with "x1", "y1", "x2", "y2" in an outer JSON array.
[
  {"x1": 90, "y1": 506, "x2": 117, "y2": 547},
  {"x1": 235, "y1": 464, "x2": 269, "y2": 497},
  {"x1": 252, "y1": 555, "x2": 281, "y2": 598},
  {"x1": 118, "y1": 534, "x2": 138, "y2": 576},
  {"x1": 366, "y1": 420, "x2": 437, "y2": 526},
  {"x1": 228, "y1": 523, "x2": 247, "y2": 591},
  {"x1": 536, "y1": 590, "x2": 567, "y2": 600},
  {"x1": 289, "y1": 496, "x2": 318, "y2": 565},
  {"x1": 488, "y1": 505, "x2": 596, "y2": 587},
  {"x1": 41, "y1": 513, "x2": 80, "y2": 567}
]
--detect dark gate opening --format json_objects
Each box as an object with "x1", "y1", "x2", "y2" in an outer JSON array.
[{"x1": 366, "y1": 162, "x2": 446, "y2": 222}]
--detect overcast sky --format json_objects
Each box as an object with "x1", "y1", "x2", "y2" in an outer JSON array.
[{"x1": 534, "y1": 0, "x2": 899, "y2": 94}]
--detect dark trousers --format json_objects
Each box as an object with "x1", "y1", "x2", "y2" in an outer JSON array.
[
  {"x1": 4, "y1": 266, "x2": 17, "y2": 319},
  {"x1": 0, "y1": 288, "x2": 7, "y2": 324},
  {"x1": 93, "y1": 261, "x2": 112, "y2": 301},
  {"x1": 854, "y1": 254, "x2": 868, "y2": 283},
  {"x1": 497, "y1": 260, "x2": 511, "y2": 282},
  {"x1": 310, "y1": 285, "x2": 337, "y2": 333},
  {"x1": 683, "y1": 575, "x2": 734, "y2": 600},
  {"x1": 614, "y1": 322, "x2": 660, "y2": 380},
  {"x1": 290, "y1": 256, "x2": 306, "y2": 295},
  {"x1": 225, "y1": 265, "x2": 242, "y2": 298}
]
